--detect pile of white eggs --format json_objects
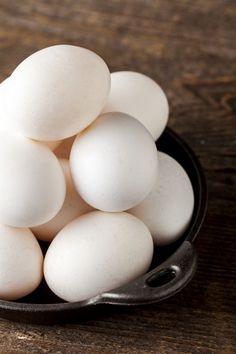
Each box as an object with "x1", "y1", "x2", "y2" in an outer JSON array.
[{"x1": 0, "y1": 45, "x2": 194, "y2": 302}]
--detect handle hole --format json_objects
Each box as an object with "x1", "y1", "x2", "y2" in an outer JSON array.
[{"x1": 146, "y1": 268, "x2": 176, "y2": 288}]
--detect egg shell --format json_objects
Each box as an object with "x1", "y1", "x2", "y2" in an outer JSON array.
[
  {"x1": 102, "y1": 71, "x2": 169, "y2": 140},
  {"x1": 0, "y1": 79, "x2": 62, "y2": 151},
  {"x1": 0, "y1": 80, "x2": 62, "y2": 151},
  {"x1": 129, "y1": 152, "x2": 194, "y2": 246},
  {"x1": 3, "y1": 45, "x2": 110, "y2": 140},
  {"x1": 32, "y1": 158, "x2": 93, "y2": 242},
  {"x1": 0, "y1": 131, "x2": 66, "y2": 227},
  {"x1": 44, "y1": 211, "x2": 153, "y2": 302},
  {"x1": 0, "y1": 225, "x2": 43, "y2": 300},
  {"x1": 70, "y1": 112, "x2": 159, "y2": 212}
]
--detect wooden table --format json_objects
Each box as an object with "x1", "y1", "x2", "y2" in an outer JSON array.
[{"x1": 0, "y1": 1, "x2": 235, "y2": 353}]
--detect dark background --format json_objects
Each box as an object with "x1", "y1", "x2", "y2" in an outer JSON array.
[{"x1": 0, "y1": 1, "x2": 235, "y2": 353}]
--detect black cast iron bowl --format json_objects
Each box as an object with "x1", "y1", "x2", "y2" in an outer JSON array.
[{"x1": 0, "y1": 128, "x2": 207, "y2": 324}]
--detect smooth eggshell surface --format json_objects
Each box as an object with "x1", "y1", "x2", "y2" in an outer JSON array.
[
  {"x1": 102, "y1": 71, "x2": 169, "y2": 140},
  {"x1": 3, "y1": 45, "x2": 110, "y2": 140},
  {"x1": 0, "y1": 131, "x2": 66, "y2": 227},
  {"x1": 0, "y1": 79, "x2": 62, "y2": 151},
  {"x1": 0, "y1": 80, "x2": 62, "y2": 151},
  {"x1": 129, "y1": 152, "x2": 194, "y2": 246},
  {"x1": 44, "y1": 211, "x2": 153, "y2": 302},
  {"x1": 32, "y1": 159, "x2": 93, "y2": 242},
  {"x1": 70, "y1": 112, "x2": 159, "y2": 212},
  {"x1": 0, "y1": 225, "x2": 43, "y2": 300}
]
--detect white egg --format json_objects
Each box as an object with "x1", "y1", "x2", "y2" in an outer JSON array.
[
  {"x1": 0, "y1": 131, "x2": 66, "y2": 227},
  {"x1": 3, "y1": 45, "x2": 110, "y2": 140},
  {"x1": 44, "y1": 211, "x2": 153, "y2": 302},
  {"x1": 102, "y1": 71, "x2": 169, "y2": 140},
  {"x1": 0, "y1": 79, "x2": 62, "y2": 151},
  {"x1": 0, "y1": 225, "x2": 43, "y2": 300},
  {"x1": 0, "y1": 80, "x2": 62, "y2": 151},
  {"x1": 129, "y1": 152, "x2": 194, "y2": 246},
  {"x1": 32, "y1": 159, "x2": 93, "y2": 242},
  {"x1": 70, "y1": 112, "x2": 159, "y2": 212}
]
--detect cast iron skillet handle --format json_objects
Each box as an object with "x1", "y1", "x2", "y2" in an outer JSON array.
[{"x1": 99, "y1": 241, "x2": 197, "y2": 306}]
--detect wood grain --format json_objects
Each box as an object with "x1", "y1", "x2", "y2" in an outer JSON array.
[{"x1": 0, "y1": 0, "x2": 235, "y2": 353}]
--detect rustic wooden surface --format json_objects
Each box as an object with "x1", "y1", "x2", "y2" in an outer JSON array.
[{"x1": 0, "y1": 0, "x2": 235, "y2": 353}]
